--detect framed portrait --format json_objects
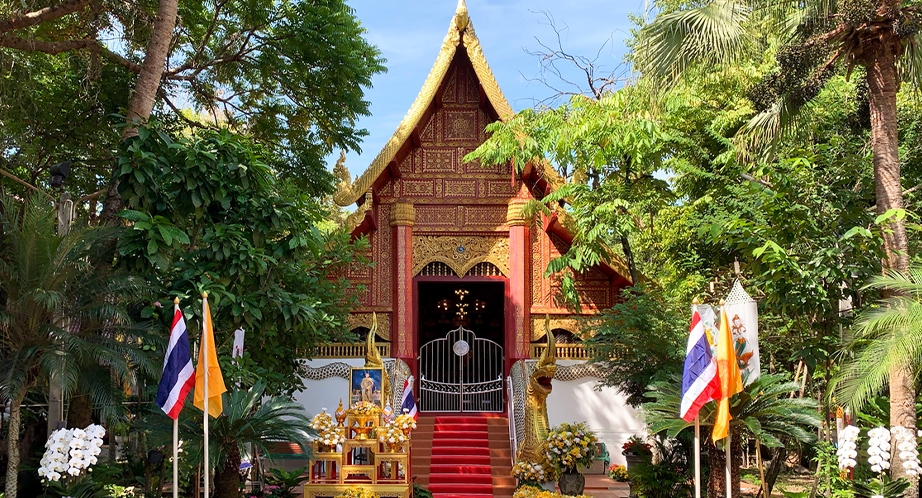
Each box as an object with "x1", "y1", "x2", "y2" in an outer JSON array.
[{"x1": 349, "y1": 367, "x2": 385, "y2": 409}]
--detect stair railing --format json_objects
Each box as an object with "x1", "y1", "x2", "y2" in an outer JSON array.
[{"x1": 506, "y1": 376, "x2": 516, "y2": 465}]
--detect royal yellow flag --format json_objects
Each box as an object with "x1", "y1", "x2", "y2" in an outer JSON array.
[
  {"x1": 194, "y1": 295, "x2": 227, "y2": 418},
  {"x1": 712, "y1": 307, "x2": 743, "y2": 441}
]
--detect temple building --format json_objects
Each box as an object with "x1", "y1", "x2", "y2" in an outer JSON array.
[{"x1": 294, "y1": 2, "x2": 644, "y2": 495}]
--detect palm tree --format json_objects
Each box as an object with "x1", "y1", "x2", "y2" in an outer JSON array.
[
  {"x1": 0, "y1": 194, "x2": 153, "y2": 498},
  {"x1": 634, "y1": 0, "x2": 917, "y2": 481},
  {"x1": 643, "y1": 373, "x2": 821, "y2": 498},
  {"x1": 836, "y1": 265, "x2": 922, "y2": 409},
  {"x1": 150, "y1": 382, "x2": 315, "y2": 497}
]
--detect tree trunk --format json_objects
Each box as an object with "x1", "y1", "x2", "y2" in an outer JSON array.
[
  {"x1": 619, "y1": 234, "x2": 639, "y2": 285},
  {"x1": 213, "y1": 442, "x2": 242, "y2": 498},
  {"x1": 66, "y1": 392, "x2": 93, "y2": 429},
  {"x1": 99, "y1": 0, "x2": 179, "y2": 223},
  {"x1": 707, "y1": 439, "x2": 742, "y2": 498},
  {"x1": 4, "y1": 395, "x2": 23, "y2": 498},
  {"x1": 864, "y1": 29, "x2": 916, "y2": 488}
]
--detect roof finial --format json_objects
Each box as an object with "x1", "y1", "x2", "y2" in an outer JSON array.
[{"x1": 456, "y1": 0, "x2": 467, "y2": 14}]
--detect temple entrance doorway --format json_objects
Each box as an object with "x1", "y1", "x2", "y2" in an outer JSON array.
[{"x1": 416, "y1": 280, "x2": 505, "y2": 412}]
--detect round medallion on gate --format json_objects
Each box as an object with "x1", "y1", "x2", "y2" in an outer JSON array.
[{"x1": 452, "y1": 340, "x2": 470, "y2": 356}]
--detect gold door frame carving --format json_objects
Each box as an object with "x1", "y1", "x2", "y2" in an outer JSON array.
[{"x1": 412, "y1": 235, "x2": 509, "y2": 277}]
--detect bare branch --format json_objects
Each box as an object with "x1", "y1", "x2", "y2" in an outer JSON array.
[{"x1": 0, "y1": 0, "x2": 93, "y2": 34}]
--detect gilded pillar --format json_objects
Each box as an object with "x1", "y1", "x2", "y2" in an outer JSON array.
[
  {"x1": 390, "y1": 201, "x2": 416, "y2": 361},
  {"x1": 506, "y1": 199, "x2": 530, "y2": 361}
]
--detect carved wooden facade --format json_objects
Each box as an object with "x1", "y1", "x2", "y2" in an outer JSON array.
[{"x1": 335, "y1": 1, "x2": 632, "y2": 374}]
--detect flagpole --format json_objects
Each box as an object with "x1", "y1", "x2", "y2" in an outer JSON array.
[
  {"x1": 202, "y1": 291, "x2": 210, "y2": 498},
  {"x1": 172, "y1": 297, "x2": 180, "y2": 498},
  {"x1": 725, "y1": 434, "x2": 732, "y2": 498},
  {"x1": 694, "y1": 415, "x2": 701, "y2": 498},
  {"x1": 172, "y1": 418, "x2": 179, "y2": 498}
]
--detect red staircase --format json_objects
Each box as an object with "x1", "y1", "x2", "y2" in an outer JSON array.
[{"x1": 412, "y1": 414, "x2": 514, "y2": 498}]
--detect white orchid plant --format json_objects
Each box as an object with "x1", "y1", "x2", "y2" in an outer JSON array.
[
  {"x1": 837, "y1": 425, "x2": 919, "y2": 498},
  {"x1": 37, "y1": 424, "x2": 106, "y2": 497}
]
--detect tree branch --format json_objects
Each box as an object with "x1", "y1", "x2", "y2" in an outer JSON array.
[
  {"x1": 0, "y1": 0, "x2": 93, "y2": 34},
  {"x1": 0, "y1": 33, "x2": 94, "y2": 54}
]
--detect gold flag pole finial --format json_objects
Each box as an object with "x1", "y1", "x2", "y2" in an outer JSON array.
[
  {"x1": 202, "y1": 291, "x2": 208, "y2": 299},
  {"x1": 692, "y1": 297, "x2": 700, "y2": 305},
  {"x1": 174, "y1": 297, "x2": 180, "y2": 305}
]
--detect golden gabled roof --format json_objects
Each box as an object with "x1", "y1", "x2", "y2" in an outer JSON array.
[{"x1": 334, "y1": 0, "x2": 515, "y2": 207}]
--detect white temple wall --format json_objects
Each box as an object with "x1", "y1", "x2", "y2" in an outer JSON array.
[
  {"x1": 293, "y1": 358, "x2": 366, "y2": 418},
  {"x1": 546, "y1": 361, "x2": 646, "y2": 466}
]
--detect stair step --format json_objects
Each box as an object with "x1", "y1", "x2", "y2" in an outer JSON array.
[
  {"x1": 432, "y1": 438, "x2": 489, "y2": 448},
  {"x1": 428, "y1": 473, "x2": 494, "y2": 485},
  {"x1": 428, "y1": 464, "x2": 492, "y2": 474},
  {"x1": 430, "y1": 430, "x2": 490, "y2": 439},
  {"x1": 430, "y1": 455, "x2": 491, "y2": 465},
  {"x1": 432, "y1": 446, "x2": 489, "y2": 456},
  {"x1": 428, "y1": 483, "x2": 494, "y2": 493}
]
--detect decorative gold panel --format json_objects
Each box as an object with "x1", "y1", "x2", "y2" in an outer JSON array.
[
  {"x1": 529, "y1": 315, "x2": 601, "y2": 341},
  {"x1": 348, "y1": 313, "x2": 391, "y2": 341},
  {"x1": 412, "y1": 235, "x2": 509, "y2": 277}
]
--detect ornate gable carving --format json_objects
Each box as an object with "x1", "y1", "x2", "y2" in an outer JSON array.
[{"x1": 412, "y1": 235, "x2": 509, "y2": 277}]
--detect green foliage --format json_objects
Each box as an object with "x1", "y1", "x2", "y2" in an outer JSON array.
[
  {"x1": 836, "y1": 264, "x2": 922, "y2": 410},
  {"x1": 466, "y1": 87, "x2": 674, "y2": 301},
  {"x1": 0, "y1": 194, "x2": 155, "y2": 419},
  {"x1": 587, "y1": 286, "x2": 686, "y2": 407},
  {"x1": 114, "y1": 124, "x2": 366, "y2": 394},
  {"x1": 145, "y1": 381, "x2": 314, "y2": 495},
  {"x1": 262, "y1": 466, "x2": 310, "y2": 498},
  {"x1": 626, "y1": 436, "x2": 692, "y2": 498},
  {"x1": 643, "y1": 373, "x2": 821, "y2": 448},
  {"x1": 413, "y1": 483, "x2": 434, "y2": 498},
  {"x1": 810, "y1": 442, "x2": 853, "y2": 498},
  {"x1": 851, "y1": 475, "x2": 911, "y2": 498},
  {"x1": 0, "y1": 0, "x2": 385, "y2": 200}
]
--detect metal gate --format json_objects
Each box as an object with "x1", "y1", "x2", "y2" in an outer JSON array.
[{"x1": 418, "y1": 326, "x2": 504, "y2": 412}]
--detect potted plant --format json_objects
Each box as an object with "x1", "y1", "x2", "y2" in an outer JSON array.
[
  {"x1": 621, "y1": 435, "x2": 652, "y2": 471},
  {"x1": 543, "y1": 422, "x2": 598, "y2": 495},
  {"x1": 607, "y1": 464, "x2": 629, "y2": 482}
]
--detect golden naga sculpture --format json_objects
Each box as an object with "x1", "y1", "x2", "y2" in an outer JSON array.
[
  {"x1": 364, "y1": 312, "x2": 391, "y2": 406},
  {"x1": 517, "y1": 317, "x2": 557, "y2": 462}
]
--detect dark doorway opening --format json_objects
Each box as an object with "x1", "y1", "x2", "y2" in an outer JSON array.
[{"x1": 416, "y1": 280, "x2": 505, "y2": 348}]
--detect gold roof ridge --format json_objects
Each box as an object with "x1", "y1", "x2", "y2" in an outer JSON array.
[{"x1": 334, "y1": 2, "x2": 514, "y2": 206}]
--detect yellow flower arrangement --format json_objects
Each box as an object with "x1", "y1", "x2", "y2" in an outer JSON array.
[
  {"x1": 349, "y1": 401, "x2": 382, "y2": 417},
  {"x1": 393, "y1": 413, "x2": 417, "y2": 431},
  {"x1": 334, "y1": 486, "x2": 376, "y2": 498},
  {"x1": 378, "y1": 423, "x2": 409, "y2": 447},
  {"x1": 310, "y1": 411, "x2": 334, "y2": 432},
  {"x1": 310, "y1": 411, "x2": 346, "y2": 449},
  {"x1": 512, "y1": 486, "x2": 590, "y2": 498},
  {"x1": 511, "y1": 460, "x2": 552, "y2": 484},
  {"x1": 543, "y1": 422, "x2": 598, "y2": 474}
]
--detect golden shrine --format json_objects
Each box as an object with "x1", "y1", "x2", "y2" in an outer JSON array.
[
  {"x1": 332, "y1": 0, "x2": 631, "y2": 414},
  {"x1": 305, "y1": 401, "x2": 413, "y2": 498}
]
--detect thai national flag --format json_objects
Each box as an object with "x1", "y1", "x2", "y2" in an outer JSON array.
[
  {"x1": 401, "y1": 377, "x2": 418, "y2": 420},
  {"x1": 155, "y1": 303, "x2": 196, "y2": 420},
  {"x1": 680, "y1": 305, "x2": 721, "y2": 422}
]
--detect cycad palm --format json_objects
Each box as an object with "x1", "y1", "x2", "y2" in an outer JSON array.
[
  {"x1": 837, "y1": 265, "x2": 922, "y2": 410},
  {"x1": 0, "y1": 194, "x2": 153, "y2": 498},
  {"x1": 643, "y1": 373, "x2": 820, "y2": 498},
  {"x1": 635, "y1": 0, "x2": 917, "y2": 480},
  {"x1": 148, "y1": 382, "x2": 315, "y2": 497}
]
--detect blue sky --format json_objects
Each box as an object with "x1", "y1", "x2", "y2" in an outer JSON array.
[{"x1": 341, "y1": 0, "x2": 649, "y2": 179}]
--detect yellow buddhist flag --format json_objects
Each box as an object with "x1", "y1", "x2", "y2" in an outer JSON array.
[
  {"x1": 712, "y1": 307, "x2": 743, "y2": 441},
  {"x1": 194, "y1": 294, "x2": 227, "y2": 418}
]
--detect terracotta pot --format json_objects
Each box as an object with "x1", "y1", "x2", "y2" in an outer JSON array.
[{"x1": 557, "y1": 470, "x2": 585, "y2": 495}]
